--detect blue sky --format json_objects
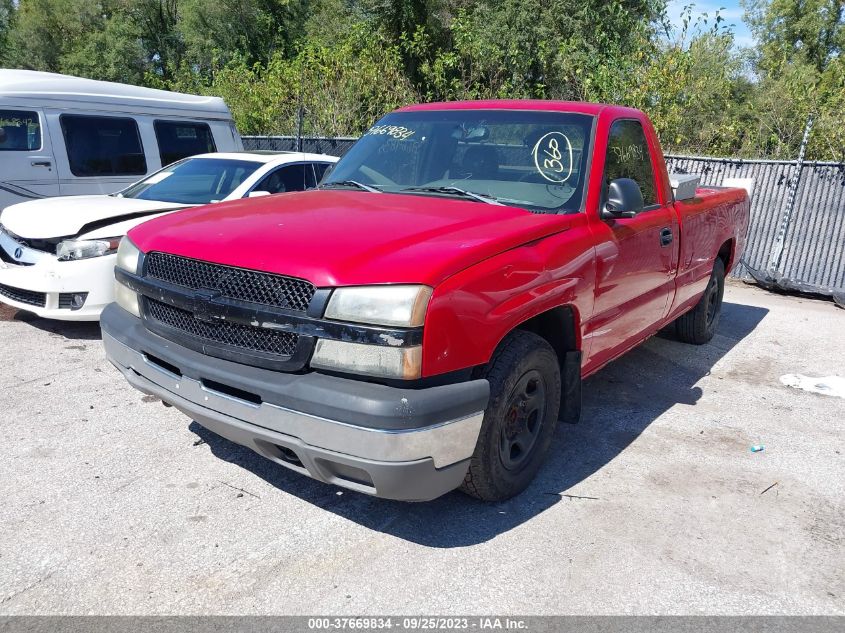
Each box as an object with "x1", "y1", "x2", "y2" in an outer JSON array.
[{"x1": 665, "y1": 1, "x2": 756, "y2": 47}]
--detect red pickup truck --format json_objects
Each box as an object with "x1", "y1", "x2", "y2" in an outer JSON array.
[{"x1": 102, "y1": 101, "x2": 750, "y2": 501}]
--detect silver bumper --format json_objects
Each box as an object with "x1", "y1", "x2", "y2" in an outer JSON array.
[{"x1": 104, "y1": 330, "x2": 484, "y2": 470}]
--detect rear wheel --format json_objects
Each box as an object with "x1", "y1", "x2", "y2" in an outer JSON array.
[
  {"x1": 461, "y1": 331, "x2": 561, "y2": 501},
  {"x1": 674, "y1": 258, "x2": 725, "y2": 345}
]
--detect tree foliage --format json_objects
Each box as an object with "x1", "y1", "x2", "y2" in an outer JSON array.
[{"x1": 0, "y1": 0, "x2": 842, "y2": 160}]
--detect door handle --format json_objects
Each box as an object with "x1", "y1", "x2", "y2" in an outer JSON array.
[
  {"x1": 659, "y1": 227, "x2": 673, "y2": 247},
  {"x1": 31, "y1": 160, "x2": 52, "y2": 168}
]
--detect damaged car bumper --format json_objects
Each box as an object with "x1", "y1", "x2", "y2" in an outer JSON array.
[{"x1": 0, "y1": 227, "x2": 114, "y2": 320}]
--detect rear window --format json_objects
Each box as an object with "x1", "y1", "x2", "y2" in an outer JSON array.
[
  {"x1": 60, "y1": 115, "x2": 147, "y2": 177},
  {"x1": 154, "y1": 120, "x2": 217, "y2": 166},
  {"x1": 0, "y1": 110, "x2": 41, "y2": 151}
]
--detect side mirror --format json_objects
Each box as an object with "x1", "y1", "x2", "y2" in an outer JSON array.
[
  {"x1": 248, "y1": 190, "x2": 271, "y2": 198},
  {"x1": 603, "y1": 178, "x2": 644, "y2": 219}
]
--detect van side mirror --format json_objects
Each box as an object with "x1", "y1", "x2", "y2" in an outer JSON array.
[
  {"x1": 248, "y1": 190, "x2": 271, "y2": 198},
  {"x1": 603, "y1": 178, "x2": 644, "y2": 219}
]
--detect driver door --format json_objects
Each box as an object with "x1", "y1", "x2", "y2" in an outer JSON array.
[{"x1": 585, "y1": 118, "x2": 678, "y2": 369}]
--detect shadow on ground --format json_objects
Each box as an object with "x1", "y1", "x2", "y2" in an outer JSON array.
[
  {"x1": 0, "y1": 305, "x2": 102, "y2": 340},
  {"x1": 190, "y1": 301, "x2": 770, "y2": 547}
]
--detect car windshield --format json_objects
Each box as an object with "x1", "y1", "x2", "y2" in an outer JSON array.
[
  {"x1": 119, "y1": 157, "x2": 262, "y2": 204},
  {"x1": 323, "y1": 109, "x2": 594, "y2": 213}
]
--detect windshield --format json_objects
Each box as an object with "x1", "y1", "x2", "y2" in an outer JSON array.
[
  {"x1": 323, "y1": 110, "x2": 594, "y2": 213},
  {"x1": 119, "y1": 157, "x2": 261, "y2": 204}
]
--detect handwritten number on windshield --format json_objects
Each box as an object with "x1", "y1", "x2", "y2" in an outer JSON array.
[
  {"x1": 543, "y1": 138, "x2": 565, "y2": 173},
  {"x1": 533, "y1": 132, "x2": 573, "y2": 184},
  {"x1": 366, "y1": 125, "x2": 416, "y2": 140}
]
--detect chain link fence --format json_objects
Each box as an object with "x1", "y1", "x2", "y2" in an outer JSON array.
[
  {"x1": 243, "y1": 136, "x2": 845, "y2": 305},
  {"x1": 666, "y1": 156, "x2": 845, "y2": 305},
  {"x1": 244, "y1": 135, "x2": 358, "y2": 156}
]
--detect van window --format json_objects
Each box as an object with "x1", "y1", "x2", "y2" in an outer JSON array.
[
  {"x1": 154, "y1": 120, "x2": 217, "y2": 166},
  {"x1": 60, "y1": 115, "x2": 147, "y2": 177},
  {"x1": 604, "y1": 119, "x2": 658, "y2": 206},
  {"x1": 0, "y1": 110, "x2": 41, "y2": 151}
]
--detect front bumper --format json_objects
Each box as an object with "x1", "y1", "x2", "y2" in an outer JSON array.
[
  {"x1": 101, "y1": 304, "x2": 489, "y2": 501},
  {"x1": 0, "y1": 253, "x2": 115, "y2": 321}
]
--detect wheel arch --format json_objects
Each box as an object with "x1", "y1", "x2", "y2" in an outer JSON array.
[
  {"x1": 490, "y1": 303, "x2": 583, "y2": 424},
  {"x1": 717, "y1": 238, "x2": 735, "y2": 273},
  {"x1": 514, "y1": 304, "x2": 579, "y2": 362}
]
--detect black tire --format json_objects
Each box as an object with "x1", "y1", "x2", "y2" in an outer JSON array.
[
  {"x1": 674, "y1": 258, "x2": 725, "y2": 345},
  {"x1": 461, "y1": 331, "x2": 561, "y2": 502}
]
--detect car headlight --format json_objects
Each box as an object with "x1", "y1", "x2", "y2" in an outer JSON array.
[
  {"x1": 310, "y1": 340, "x2": 422, "y2": 380},
  {"x1": 115, "y1": 236, "x2": 141, "y2": 274},
  {"x1": 324, "y1": 285, "x2": 432, "y2": 327},
  {"x1": 56, "y1": 238, "x2": 121, "y2": 261},
  {"x1": 114, "y1": 237, "x2": 142, "y2": 317}
]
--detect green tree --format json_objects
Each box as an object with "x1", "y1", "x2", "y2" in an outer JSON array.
[
  {"x1": 180, "y1": 0, "x2": 310, "y2": 73},
  {"x1": 744, "y1": 0, "x2": 843, "y2": 72},
  {"x1": 360, "y1": 0, "x2": 451, "y2": 81},
  {"x1": 406, "y1": 0, "x2": 664, "y2": 101},
  {"x1": 0, "y1": 0, "x2": 841, "y2": 160},
  {"x1": 0, "y1": 0, "x2": 14, "y2": 64},
  {"x1": 624, "y1": 7, "x2": 747, "y2": 156},
  {"x1": 208, "y1": 23, "x2": 416, "y2": 135},
  {"x1": 2, "y1": 0, "x2": 149, "y2": 84},
  {"x1": 61, "y1": 6, "x2": 148, "y2": 84},
  {"x1": 108, "y1": 0, "x2": 185, "y2": 82},
  {"x1": 743, "y1": 0, "x2": 845, "y2": 159},
  {"x1": 3, "y1": 0, "x2": 103, "y2": 72},
  {"x1": 306, "y1": 0, "x2": 363, "y2": 44}
]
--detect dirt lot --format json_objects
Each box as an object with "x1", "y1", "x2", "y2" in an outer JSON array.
[{"x1": 0, "y1": 281, "x2": 842, "y2": 615}]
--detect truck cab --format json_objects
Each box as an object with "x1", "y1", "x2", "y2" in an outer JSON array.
[{"x1": 102, "y1": 100, "x2": 750, "y2": 501}]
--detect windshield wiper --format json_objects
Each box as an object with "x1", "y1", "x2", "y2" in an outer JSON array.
[
  {"x1": 400, "y1": 186, "x2": 503, "y2": 205},
  {"x1": 320, "y1": 180, "x2": 382, "y2": 193}
]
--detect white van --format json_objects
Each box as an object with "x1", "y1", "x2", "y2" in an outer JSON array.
[{"x1": 0, "y1": 69, "x2": 242, "y2": 210}]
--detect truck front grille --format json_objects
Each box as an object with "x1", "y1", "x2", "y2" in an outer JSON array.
[
  {"x1": 0, "y1": 282, "x2": 46, "y2": 308},
  {"x1": 146, "y1": 298, "x2": 299, "y2": 358},
  {"x1": 145, "y1": 252, "x2": 316, "y2": 312},
  {"x1": 141, "y1": 253, "x2": 315, "y2": 369}
]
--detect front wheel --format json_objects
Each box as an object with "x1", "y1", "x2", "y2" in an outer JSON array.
[
  {"x1": 461, "y1": 331, "x2": 561, "y2": 501},
  {"x1": 674, "y1": 258, "x2": 725, "y2": 345}
]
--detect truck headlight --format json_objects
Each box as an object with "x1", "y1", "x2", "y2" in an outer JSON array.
[
  {"x1": 114, "y1": 237, "x2": 142, "y2": 317},
  {"x1": 56, "y1": 238, "x2": 121, "y2": 261},
  {"x1": 115, "y1": 237, "x2": 141, "y2": 274},
  {"x1": 310, "y1": 340, "x2": 422, "y2": 380},
  {"x1": 114, "y1": 280, "x2": 140, "y2": 317},
  {"x1": 325, "y1": 285, "x2": 432, "y2": 327}
]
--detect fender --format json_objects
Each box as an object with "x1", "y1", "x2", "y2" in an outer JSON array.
[{"x1": 422, "y1": 215, "x2": 597, "y2": 378}]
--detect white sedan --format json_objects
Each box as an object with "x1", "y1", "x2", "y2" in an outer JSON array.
[{"x1": 0, "y1": 151, "x2": 337, "y2": 320}]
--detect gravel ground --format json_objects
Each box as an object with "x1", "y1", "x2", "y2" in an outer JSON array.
[{"x1": 0, "y1": 281, "x2": 842, "y2": 615}]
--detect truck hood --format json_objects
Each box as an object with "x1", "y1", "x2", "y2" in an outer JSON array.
[
  {"x1": 128, "y1": 190, "x2": 572, "y2": 287},
  {"x1": 0, "y1": 195, "x2": 190, "y2": 239}
]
